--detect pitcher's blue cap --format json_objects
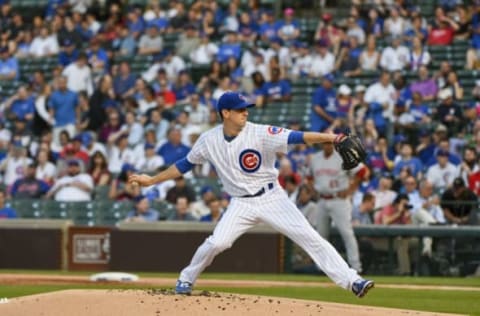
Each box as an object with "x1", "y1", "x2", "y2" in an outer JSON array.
[{"x1": 216, "y1": 92, "x2": 255, "y2": 113}]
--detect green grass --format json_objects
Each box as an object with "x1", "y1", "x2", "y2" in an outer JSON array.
[{"x1": 1, "y1": 271, "x2": 479, "y2": 315}]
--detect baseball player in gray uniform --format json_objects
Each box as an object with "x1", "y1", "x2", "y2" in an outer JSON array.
[
  {"x1": 309, "y1": 141, "x2": 364, "y2": 273},
  {"x1": 129, "y1": 91, "x2": 374, "y2": 298}
]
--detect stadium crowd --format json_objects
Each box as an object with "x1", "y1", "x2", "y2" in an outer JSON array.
[{"x1": 0, "y1": 0, "x2": 479, "y2": 241}]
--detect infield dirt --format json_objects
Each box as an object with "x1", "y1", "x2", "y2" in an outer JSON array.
[{"x1": 0, "y1": 289, "x2": 463, "y2": 316}]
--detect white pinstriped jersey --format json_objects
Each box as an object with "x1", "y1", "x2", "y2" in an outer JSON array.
[
  {"x1": 187, "y1": 122, "x2": 291, "y2": 197},
  {"x1": 310, "y1": 150, "x2": 362, "y2": 194}
]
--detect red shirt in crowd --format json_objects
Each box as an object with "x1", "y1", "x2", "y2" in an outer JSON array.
[{"x1": 428, "y1": 27, "x2": 454, "y2": 46}]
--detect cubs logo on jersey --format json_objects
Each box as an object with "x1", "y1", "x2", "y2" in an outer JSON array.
[
  {"x1": 267, "y1": 126, "x2": 284, "y2": 135},
  {"x1": 239, "y1": 149, "x2": 262, "y2": 173}
]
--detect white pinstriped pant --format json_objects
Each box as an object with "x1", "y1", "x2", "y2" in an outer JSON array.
[{"x1": 179, "y1": 187, "x2": 360, "y2": 290}]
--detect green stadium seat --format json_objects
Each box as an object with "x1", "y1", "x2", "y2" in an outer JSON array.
[
  {"x1": 6, "y1": 199, "x2": 43, "y2": 219},
  {"x1": 41, "y1": 200, "x2": 70, "y2": 220},
  {"x1": 69, "y1": 202, "x2": 96, "y2": 226}
]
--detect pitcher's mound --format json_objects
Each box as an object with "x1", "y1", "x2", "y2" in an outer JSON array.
[{"x1": 0, "y1": 289, "x2": 459, "y2": 316}]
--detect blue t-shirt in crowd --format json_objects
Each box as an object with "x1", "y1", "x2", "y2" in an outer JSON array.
[
  {"x1": 393, "y1": 158, "x2": 424, "y2": 178},
  {"x1": 262, "y1": 80, "x2": 291, "y2": 100},
  {"x1": 259, "y1": 22, "x2": 277, "y2": 41},
  {"x1": 48, "y1": 89, "x2": 78, "y2": 127},
  {"x1": 410, "y1": 103, "x2": 430, "y2": 123},
  {"x1": 0, "y1": 207, "x2": 17, "y2": 219},
  {"x1": 173, "y1": 83, "x2": 196, "y2": 101},
  {"x1": 217, "y1": 43, "x2": 241, "y2": 63},
  {"x1": 0, "y1": 57, "x2": 19, "y2": 80},
  {"x1": 113, "y1": 74, "x2": 136, "y2": 96},
  {"x1": 157, "y1": 142, "x2": 191, "y2": 166},
  {"x1": 87, "y1": 48, "x2": 109, "y2": 71},
  {"x1": 310, "y1": 86, "x2": 336, "y2": 132},
  {"x1": 58, "y1": 50, "x2": 79, "y2": 67},
  {"x1": 11, "y1": 97, "x2": 35, "y2": 120}
]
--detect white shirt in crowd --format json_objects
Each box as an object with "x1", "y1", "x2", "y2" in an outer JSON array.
[
  {"x1": 107, "y1": 146, "x2": 136, "y2": 173},
  {"x1": 189, "y1": 43, "x2": 219, "y2": 64},
  {"x1": 310, "y1": 52, "x2": 335, "y2": 78},
  {"x1": 29, "y1": 35, "x2": 59, "y2": 57},
  {"x1": 36, "y1": 162, "x2": 57, "y2": 182},
  {"x1": 142, "y1": 55, "x2": 186, "y2": 83},
  {"x1": 136, "y1": 154, "x2": 165, "y2": 173},
  {"x1": 0, "y1": 156, "x2": 32, "y2": 186},
  {"x1": 51, "y1": 173, "x2": 94, "y2": 201},
  {"x1": 291, "y1": 54, "x2": 313, "y2": 78},
  {"x1": 364, "y1": 82, "x2": 396, "y2": 120},
  {"x1": 380, "y1": 45, "x2": 410, "y2": 72},
  {"x1": 185, "y1": 104, "x2": 210, "y2": 126},
  {"x1": 426, "y1": 162, "x2": 457, "y2": 193},
  {"x1": 62, "y1": 63, "x2": 94, "y2": 96}
]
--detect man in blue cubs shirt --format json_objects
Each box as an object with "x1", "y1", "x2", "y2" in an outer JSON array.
[
  {"x1": 310, "y1": 73, "x2": 336, "y2": 132},
  {"x1": 0, "y1": 190, "x2": 17, "y2": 219}
]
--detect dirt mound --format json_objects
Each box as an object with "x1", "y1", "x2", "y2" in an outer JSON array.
[{"x1": 0, "y1": 289, "x2": 461, "y2": 316}]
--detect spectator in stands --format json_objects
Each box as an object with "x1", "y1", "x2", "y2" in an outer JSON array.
[
  {"x1": 168, "y1": 195, "x2": 196, "y2": 221},
  {"x1": 126, "y1": 7, "x2": 146, "y2": 40},
  {"x1": 57, "y1": 16, "x2": 83, "y2": 49},
  {"x1": 217, "y1": 31, "x2": 242, "y2": 64},
  {"x1": 276, "y1": 7, "x2": 300, "y2": 44},
  {"x1": 86, "y1": 37, "x2": 109, "y2": 78},
  {"x1": 310, "y1": 73, "x2": 337, "y2": 132},
  {"x1": 384, "y1": 6, "x2": 406, "y2": 38},
  {"x1": 88, "y1": 150, "x2": 111, "y2": 186},
  {"x1": 125, "y1": 195, "x2": 159, "y2": 222},
  {"x1": 441, "y1": 177, "x2": 478, "y2": 225},
  {"x1": 136, "y1": 143, "x2": 164, "y2": 173},
  {"x1": 145, "y1": 108, "x2": 169, "y2": 144},
  {"x1": 35, "y1": 148, "x2": 56, "y2": 185},
  {"x1": 380, "y1": 35, "x2": 410, "y2": 72},
  {"x1": 375, "y1": 193, "x2": 418, "y2": 275},
  {"x1": 99, "y1": 109, "x2": 122, "y2": 143},
  {"x1": 118, "y1": 110, "x2": 144, "y2": 148},
  {"x1": 46, "y1": 159, "x2": 94, "y2": 202},
  {"x1": 29, "y1": 25, "x2": 59, "y2": 57},
  {"x1": 157, "y1": 127, "x2": 190, "y2": 166},
  {"x1": 457, "y1": 146, "x2": 479, "y2": 184},
  {"x1": 404, "y1": 15, "x2": 428, "y2": 44},
  {"x1": 3, "y1": 85, "x2": 35, "y2": 123},
  {"x1": 157, "y1": 50, "x2": 187, "y2": 83},
  {"x1": 290, "y1": 42, "x2": 312, "y2": 79},
  {"x1": 48, "y1": 76, "x2": 78, "y2": 143},
  {"x1": 176, "y1": 24, "x2": 201, "y2": 60},
  {"x1": 393, "y1": 142, "x2": 424, "y2": 179},
  {"x1": 364, "y1": 71, "x2": 396, "y2": 133},
  {"x1": 184, "y1": 93, "x2": 209, "y2": 127},
  {"x1": 10, "y1": 162, "x2": 50, "y2": 199},
  {"x1": 335, "y1": 36, "x2": 362, "y2": 77},
  {"x1": 107, "y1": 133, "x2": 136, "y2": 174},
  {"x1": 366, "y1": 136, "x2": 393, "y2": 175},
  {"x1": 113, "y1": 61, "x2": 136, "y2": 100},
  {"x1": 408, "y1": 36, "x2": 431, "y2": 72},
  {"x1": 0, "y1": 190, "x2": 17, "y2": 219},
  {"x1": 109, "y1": 163, "x2": 140, "y2": 201},
  {"x1": 138, "y1": 24, "x2": 163, "y2": 56},
  {"x1": 189, "y1": 33, "x2": 218, "y2": 65},
  {"x1": 409, "y1": 66, "x2": 438, "y2": 102},
  {"x1": 310, "y1": 39, "x2": 335, "y2": 78},
  {"x1": 359, "y1": 35, "x2": 380, "y2": 72},
  {"x1": 445, "y1": 71, "x2": 464, "y2": 100},
  {"x1": 352, "y1": 192, "x2": 376, "y2": 225},
  {"x1": 416, "y1": 179, "x2": 446, "y2": 224},
  {"x1": 426, "y1": 149, "x2": 457, "y2": 193},
  {"x1": 200, "y1": 197, "x2": 224, "y2": 223},
  {"x1": 428, "y1": 14, "x2": 458, "y2": 46},
  {"x1": 168, "y1": 1, "x2": 188, "y2": 32},
  {"x1": 112, "y1": 24, "x2": 136, "y2": 57},
  {"x1": 191, "y1": 185, "x2": 216, "y2": 220},
  {"x1": 434, "y1": 89, "x2": 463, "y2": 135},
  {"x1": 173, "y1": 71, "x2": 196, "y2": 105},
  {"x1": 408, "y1": 93, "x2": 431, "y2": 128},
  {"x1": 259, "y1": 10, "x2": 277, "y2": 42},
  {"x1": 0, "y1": 141, "x2": 32, "y2": 189},
  {"x1": 58, "y1": 39, "x2": 78, "y2": 67},
  {"x1": 261, "y1": 68, "x2": 291, "y2": 105},
  {"x1": 165, "y1": 176, "x2": 196, "y2": 204},
  {"x1": 0, "y1": 45, "x2": 18, "y2": 80}
]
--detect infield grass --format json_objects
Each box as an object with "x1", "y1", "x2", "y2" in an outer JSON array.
[{"x1": 0, "y1": 271, "x2": 479, "y2": 315}]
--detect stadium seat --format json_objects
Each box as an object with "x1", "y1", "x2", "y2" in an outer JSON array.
[
  {"x1": 40, "y1": 200, "x2": 70, "y2": 220},
  {"x1": 69, "y1": 202, "x2": 97, "y2": 226},
  {"x1": 6, "y1": 199, "x2": 43, "y2": 219}
]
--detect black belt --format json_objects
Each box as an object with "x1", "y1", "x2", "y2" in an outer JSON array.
[{"x1": 241, "y1": 183, "x2": 274, "y2": 198}]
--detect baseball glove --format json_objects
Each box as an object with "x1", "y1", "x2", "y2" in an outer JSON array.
[{"x1": 333, "y1": 133, "x2": 367, "y2": 170}]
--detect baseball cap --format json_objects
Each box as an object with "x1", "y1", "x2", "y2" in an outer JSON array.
[
  {"x1": 322, "y1": 13, "x2": 332, "y2": 21},
  {"x1": 67, "y1": 159, "x2": 80, "y2": 167},
  {"x1": 133, "y1": 194, "x2": 146, "y2": 203},
  {"x1": 435, "y1": 124, "x2": 448, "y2": 133},
  {"x1": 354, "y1": 85, "x2": 366, "y2": 93},
  {"x1": 338, "y1": 84, "x2": 351, "y2": 96},
  {"x1": 323, "y1": 73, "x2": 335, "y2": 82},
  {"x1": 201, "y1": 185, "x2": 213, "y2": 195},
  {"x1": 436, "y1": 149, "x2": 450, "y2": 157},
  {"x1": 438, "y1": 89, "x2": 452, "y2": 100},
  {"x1": 216, "y1": 91, "x2": 255, "y2": 113},
  {"x1": 317, "y1": 39, "x2": 329, "y2": 48},
  {"x1": 62, "y1": 39, "x2": 74, "y2": 47},
  {"x1": 144, "y1": 143, "x2": 155, "y2": 150},
  {"x1": 284, "y1": 7, "x2": 294, "y2": 16},
  {"x1": 453, "y1": 177, "x2": 465, "y2": 189},
  {"x1": 121, "y1": 163, "x2": 136, "y2": 173}
]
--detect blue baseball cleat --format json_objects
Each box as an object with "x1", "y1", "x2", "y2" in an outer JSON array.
[
  {"x1": 351, "y1": 279, "x2": 374, "y2": 298},
  {"x1": 175, "y1": 280, "x2": 192, "y2": 295}
]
